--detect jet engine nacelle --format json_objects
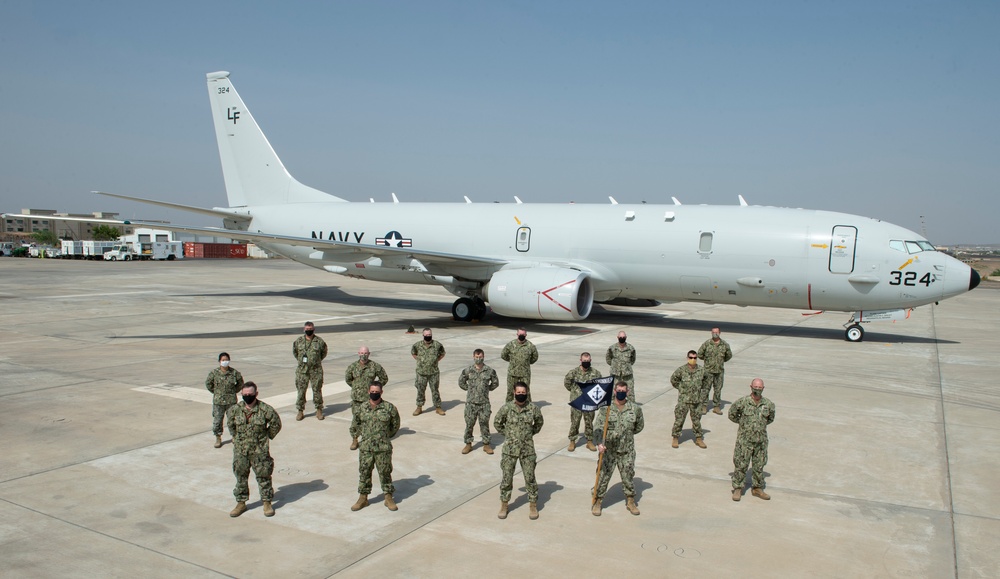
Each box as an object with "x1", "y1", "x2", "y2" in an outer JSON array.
[{"x1": 486, "y1": 268, "x2": 594, "y2": 321}]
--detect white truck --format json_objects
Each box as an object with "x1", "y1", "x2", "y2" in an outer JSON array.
[
  {"x1": 82, "y1": 241, "x2": 116, "y2": 260},
  {"x1": 104, "y1": 243, "x2": 140, "y2": 261},
  {"x1": 104, "y1": 241, "x2": 183, "y2": 261}
]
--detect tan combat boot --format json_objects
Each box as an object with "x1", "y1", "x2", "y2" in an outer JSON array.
[
  {"x1": 214, "y1": 435, "x2": 222, "y2": 448},
  {"x1": 732, "y1": 488, "x2": 742, "y2": 501},
  {"x1": 350, "y1": 494, "x2": 369, "y2": 511},
  {"x1": 483, "y1": 444, "x2": 494, "y2": 455},
  {"x1": 295, "y1": 409, "x2": 305, "y2": 421},
  {"x1": 413, "y1": 406, "x2": 422, "y2": 416},
  {"x1": 461, "y1": 443, "x2": 473, "y2": 454},
  {"x1": 528, "y1": 502, "x2": 539, "y2": 520},
  {"x1": 316, "y1": 409, "x2": 324, "y2": 420},
  {"x1": 626, "y1": 497, "x2": 640, "y2": 516},
  {"x1": 229, "y1": 501, "x2": 247, "y2": 518},
  {"x1": 497, "y1": 501, "x2": 508, "y2": 519},
  {"x1": 262, "y1": 500, "x2": 274, "y2": 517},
  {"x1": 350, "y1": 437, "x2": 358, "y2": 450},
  {"x1": 713, "y1": 406, "x2": 723, "y2": 415},
  {"x1": 592, "y1": 499, "x2": 602, "y2": 517},
  {"x1": 694, "y1": 437, "x2": 707, "y2": 449},
  {"x1": 567, "y1": 440, "x2": 576, "y2": 452},
  {"x1": 435, "y1": 407, "x2": 446, "y2": 416},
  {"x1": 384, "y1": 494, "x2": 398, "y2": 511},
  {"x1": 585, "y1": 441, "x2": 597, "y2": 452},
  {"x1": 752, "y1": 488, "x2": 771, "y2": 500},
  {"x1": 671, "y1": 437, "x2": 679, "y2": 449}
]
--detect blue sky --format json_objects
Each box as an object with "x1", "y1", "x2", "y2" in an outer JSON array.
[{"x1": 1, "y1": 1, "x2": 997, "y2": 244}]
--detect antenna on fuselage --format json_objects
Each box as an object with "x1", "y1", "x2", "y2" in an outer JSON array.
[
  {"x1": 672, "y1": 197, "x2": 682, "y2": 205},
  {"x1": 738, "y1": 195, "x2": 749, "y2": 206},
  {"x1": 464, "y1": 196, "x2": 472, "y2": 203},
  {"x1": 391, "y1": 193, "x2": 399, "y2": 204},
  {"x1": 609, "y1": 196, "x2": 618, "y2": 205},
  {"x1": 514, "y1": 196, "x2": 523, "y2": 204}
]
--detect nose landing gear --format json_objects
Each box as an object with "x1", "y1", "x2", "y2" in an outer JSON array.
[{"x1": 844, "y1": 324, "x2": 864, "y2": 342}]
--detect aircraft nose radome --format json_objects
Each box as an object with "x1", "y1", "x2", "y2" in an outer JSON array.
[{"x1": 970, "y1": 267, "x2": 981, "y2": 291}]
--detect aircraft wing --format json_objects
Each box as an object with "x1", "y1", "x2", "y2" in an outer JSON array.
[{"x1": 139, "y1": 222, "x2": 508, "y2": 268}]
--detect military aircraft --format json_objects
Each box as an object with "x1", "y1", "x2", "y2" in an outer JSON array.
[{"x1": 9, "y1": 71, "x2": 981, "y2": 341}]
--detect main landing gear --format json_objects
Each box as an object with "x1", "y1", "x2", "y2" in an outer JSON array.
[{"x1": 452, "y1": 297, "x2": 488, "y2": 322}]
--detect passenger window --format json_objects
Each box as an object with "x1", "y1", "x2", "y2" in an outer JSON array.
[
  {"x1": 889, "y1": 240, "x2": 905, "y2": 252},
  {"x1": 699, "y1": 232, "x2": 713, "y2": 253}
]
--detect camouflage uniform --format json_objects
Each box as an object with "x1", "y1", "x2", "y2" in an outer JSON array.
[
  {"x1": 595, "y1": 401, "x2": 645, "y2": 500},
  {"x1": 345, "y1": 359, "x2": 389, "y2": 438},
  {"x1": 458, "y1": 363, "x2": 500, "y2": 445},
  {"x1": 565, "y1": 366, "x2": 603, "y2": 443},
  {"x1": 226, "y1": 400, "x2": 282, "y2": 502},
  {"x1": 670, "y1": 364, "x2": 707, "y2": 439},
  {"x1": 293, "y1": 334, "x2": 328, "y2": 412},
  {"x1": 351, "y1": 399, "x2": 401, "y2": 495},
  {"x1": 729, "y1": 394, "x2": 775, "y2": 490},
  {"x1": 205, "y1": 366, "x2": 244, "y2": 436},
  {"x1": 698, "y1": 338, "x2": 733, "y2": 410},
  {"x1": 411, "y1": 339, "x2": 446, "y2": 409},
  {"x1": 500, "y1": 339, "x2": 539, "y2": 402},
  {"x1": 493, "y1": 400, "x2": 544, "y2": 502},
  {"x1": 605, "y1": 343, "x2": 637, "y2": 401}
]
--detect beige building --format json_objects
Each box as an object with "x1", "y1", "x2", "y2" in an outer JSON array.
[{"x1": 1, "y1": 209, "x2": 135, "y2": 242}]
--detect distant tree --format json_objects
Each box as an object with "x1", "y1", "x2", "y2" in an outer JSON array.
[
  {"x1": 92, "y1": 225, "x2": 122, "y2": 241},
  {"x1": 31, "y1": 230, "x2": 58, "y2": 246}
]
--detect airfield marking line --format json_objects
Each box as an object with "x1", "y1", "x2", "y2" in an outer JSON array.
[
  {"x1": 245, "y1": 284, "x2": 312, "y2": 288},
  {"x1": 131, "y1": 382, "x2": 350, "y2": 407},
  {"x1": 0, "y1": 497, "x2": 235, "y2": 578},
  {"x1": 289, "y1": 314, "x2": 377, "y2": 323},
  {"x1": 35, "y1": 291, "x2": 161, "y2": 299},
  {"x1": 186, "y1": 304, "x2": 289, "y2": 314},
  {"x1": 930, "y1": 305, "x2": 959, "y2": 577}
]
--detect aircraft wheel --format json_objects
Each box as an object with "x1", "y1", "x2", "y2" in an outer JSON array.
[
  {"x1": 845, "y1": 324, "x2": 864, "y2": 342},
  {"x1": 472, "y1": 298, "x2": 488, "y2": 321},
  {"x1": 452, "y1": 298, "x2": 475, "y2": 322}
]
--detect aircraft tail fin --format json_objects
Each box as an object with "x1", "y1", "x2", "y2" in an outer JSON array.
[{"x1": 206, "y1": 71, "x2": 346, "y2": 207}]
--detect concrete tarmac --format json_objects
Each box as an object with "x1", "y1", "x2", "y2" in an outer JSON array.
[{"x1": 0, "y1": 258, "x2": 997, "y2": 578}]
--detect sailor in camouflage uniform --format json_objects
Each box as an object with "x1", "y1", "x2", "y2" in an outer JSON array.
[
  {"x1": 500, "y1": 328, "x2": 538, "y2": 402},
  {"x1": 205, "y1": 352, "x2": 244, "y2": 448},
  {"x1": 697, "y1": 327, "x2": 733, "y2": 415},
  {"x1": 565, "y1": 352, "x2": 603, "y2": 452},
  {"x1": 410, "y1": 327, "x2": 446, "y2": 416},
  {"x1": 226, "y1": 382, "x2": 282, "y2": 518},
  {"x1": 350, "y1": 380, "x2": 402, "y2": 511},
  {"x1": 670, "y1": 350, "x2": 708, "y2": 449},
  {"x1": 344, "y1": 345, "x2": 389, "y2": 450},
  {"x1": 458, "y1": 348, "x2": 500, "y2": 454},
  {"x1": 494, "y1": 382, "x2": 544, "y2": 520},
  {"x1": 593, "y1": 381, "x2": 645, "y2": 516},
  {"x1": 729, "y1": 378, "x2": 776, "y2": 501},
  {"x1": 605, "y1": 331, "x2": 637, "y2": 401},
  {"x1": 292, "y1": 321, "x2": 328, "y2": 421}
]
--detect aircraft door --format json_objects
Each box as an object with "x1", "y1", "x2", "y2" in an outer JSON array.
[
  {"x1": 829, "y1": 225, "x2": 857, "y2": 274},
  {"x1": 515, "y1": 227, "x2": 531, "y2": 252}
]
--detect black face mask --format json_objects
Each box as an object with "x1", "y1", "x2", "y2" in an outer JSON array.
[
  {"x1": 304, "y1": 329, "x2": 314, "y2": 337},
  {"x1": 242, "y1": 394, "x2": 256, "y2": 404},
  {"x1": 616, "y1": 391, "x2": 628, "y2": 401},
  {"x1": 423, "y1": 335, "x2": 433, "y2": 342},
  {"x1": 581, "y1": 361, "x2": 591, "y2": 369},
  {"x1": 618, "y1": 337, "x2": 626, "y2": 344},
  {"x1": 517, "y1": 335, "x2": 526, "y2": 342},
  {"x1": 369, "y1": 392, "x2": 381, "y2": 401},
  {"x1": 514, "y1": 393, "x2": 528, "y2": 403}
]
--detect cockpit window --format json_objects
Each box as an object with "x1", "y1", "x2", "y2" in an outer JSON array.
[{"x1": 891, "y1": 240, "x2": 937, "y2": 254}]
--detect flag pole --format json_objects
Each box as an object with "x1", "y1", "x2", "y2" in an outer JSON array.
[{"x1": 592, "y1": 406, "x2": 611, "y2": 505}]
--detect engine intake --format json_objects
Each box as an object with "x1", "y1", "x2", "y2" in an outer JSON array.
[{"x1": 486, "y1": 268, "x2": 593, "y2": 321}]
